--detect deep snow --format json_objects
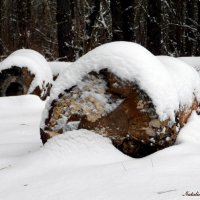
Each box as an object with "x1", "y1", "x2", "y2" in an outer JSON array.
[{"x1": 0, "y1": 95, "x2": 200, "y2": 200}]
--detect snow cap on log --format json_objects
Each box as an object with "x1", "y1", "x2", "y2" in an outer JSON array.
[
  {"x1": 48, "y1": 61, "x2": 72, "y2": 80},
  {"x1": 43, "y1": 42, "x2": 180, "y2": 124},
  {"x1": 178, "y1": 56, "x2": 200, "y2": 73},
  {"x1": 49, "y1": 61, "x2": 72, "y2": 77},
  {"x1": 157, "y1": 56, "x2": 200, "y2": 108},
  {"x1": 0, "y1": 49, "x2": 53, "y2": 99}
]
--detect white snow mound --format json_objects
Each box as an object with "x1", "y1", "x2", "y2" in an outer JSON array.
[
  {"x1": 48, "y1": 61, "x2": 72, "y2": 76},
  {"x1": 41, "y1": 129, "x2": 128, "y2": 166},
  {"x1": 178, "y1": 56, "x2": 200, "y2": 72},
  {"x1": 42, "y1": 42, "x2": 180, "y2": 126},
  {"x1": 0, "y1": 49, "x2": 53, "y2": 93},
  {"x1": 157, "y1": 56, "x2": 200, "y2": 108}
]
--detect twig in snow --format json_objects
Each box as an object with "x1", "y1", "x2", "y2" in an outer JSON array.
[
  {"x1": 0, "y1": 165, "x2": 11, "y2": 171},
  {"x1": 121, "y1": 162, "x2": 127, "y2": 172},
  {"x1": 157, "y1": 189, "x2": 176, "y2": 194}
]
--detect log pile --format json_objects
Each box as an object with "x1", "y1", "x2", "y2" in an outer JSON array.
[{"x1": 40, "y1": 69, "x2": 198, "y2": 157}]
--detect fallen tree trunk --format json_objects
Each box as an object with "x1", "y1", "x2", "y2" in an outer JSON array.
[{"x1": 40, "y1": 69, "x2": 198, "y2": 157}]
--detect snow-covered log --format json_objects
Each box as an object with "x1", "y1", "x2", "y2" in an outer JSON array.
[
  {"x1": 178, "y1": 57, "x2": 200, "y2": 73},
  {"x1": 0, "y1": 49, "x2": 53, "y2": 100},
  {"x1": 40, "y1": 42, "x2": 200, "y2": 157}
]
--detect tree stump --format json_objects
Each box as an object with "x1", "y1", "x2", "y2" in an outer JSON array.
[{"x1": 40, "y1": 69, "x2": 198, "y2": 157}]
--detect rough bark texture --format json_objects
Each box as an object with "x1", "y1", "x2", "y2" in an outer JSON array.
[
  {"x1": 0, "y1": 67, "x2": 51, "y2": 99},
  {"x1": 40, "y1": 69, "x2": 198, "y2": 157}
]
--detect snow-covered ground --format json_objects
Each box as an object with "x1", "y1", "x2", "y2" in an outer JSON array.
[{"x1": 0, "y1": 95, "x2": 200, "y2": 200}]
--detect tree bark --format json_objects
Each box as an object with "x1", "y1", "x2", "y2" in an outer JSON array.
[
  {"x1": 0, "y1": 0, "x2": 3, "y2": 56},
  {"x1": 147, "y1": 0, "x2": 161, "y2": 55},
  {"x1": 56, "y1": 0, "x2": 74, "y2": 61},
  {"x1": 134, "y1": 0, "x2": 148, "y2": 46},
  {"x1": 16, "y1": 0, "x2": 31, "y2": 49},
  {"x1": 111, "y1": 0, "x2": 135, "y2": 42}
]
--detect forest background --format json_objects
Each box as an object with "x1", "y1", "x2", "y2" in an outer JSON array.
[{"x1": 0, "y1": 0, "x2": 199, "y2": 61}]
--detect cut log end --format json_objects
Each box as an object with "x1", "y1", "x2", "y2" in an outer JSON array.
[
  {"x1": 0, "y1": 66, "x2": 51, "y2": 100},
  {"x1": 41, "y1": 69, "x2": 198, "y2": 157}
]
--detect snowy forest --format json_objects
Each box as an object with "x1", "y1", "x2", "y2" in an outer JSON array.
[{"x1": 1, "y1": 0, "x2": 200, "y2": 61}]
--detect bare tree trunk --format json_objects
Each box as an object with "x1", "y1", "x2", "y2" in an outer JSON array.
[
  {"x1": 182, "y1": 0, "x2": 187, "y2": 55},
  {"x1": 73, "y1": 0, "x2": 85, "y2": 58},
  {"x1": 110, "y1": 0, "x2": 124, "y2": 41},
  {"x1": 185, "y1": 0, "x2": 199, "y2": 55},
  {"x1": 111, "y1": 0, "x2": 134, "y2": 42},
  {"x1": 87, "y1": 0, "x2": 112, "y2": 50},
  {"x1": 56, "y1": 0, "x2": 74, "y2": 61},
  {"x1": 0, "y1": 0, "x2": 3, "y2": 56},
  {"x1": 191, "y1": 0, "x2": 199, "y2": 55},
  {"x1": 147, "y1": 0, "x2": 161, "y2": 55},
  {"x1": 134, "y1": 0, "x2": 148, "y2": 46},
  {"x1": 16, "y1": 0, "x2": 31, "y2": 49}
]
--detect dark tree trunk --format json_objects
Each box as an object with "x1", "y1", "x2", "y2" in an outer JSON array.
[
  {"x1": 0, "y1": 0, "x2": 3, "y2": 56},
  {"x1": 56, "y1": 0, "x2": 74, "y2": 61},
  {"x1": 133, "y1": 0, "x2": 147, "y2": 46},
  {"x1": 110, "y1": 0, "x2": 124, "y2": 41},
  {"x1": 147, "y1": 0, "x2": 161, "y2": 55},
  {"x1": 16, "y1": 0, "x2": 31, "y2": 48},
  {"x1": 185, "y1": 0, "x2": 199, "y2": 56},
  {"x1": 72, "y1": 0, "x2": 85, "y2": 58},
  {"x1": 86, "y1": 0, "x2": 112, "y2": 50},
  {"x1": 111, "y1": 0, "x2": 134, "y2": 41},
  {"x1": 121, "y1": 0, "x2": 135, "y2": 41}
]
